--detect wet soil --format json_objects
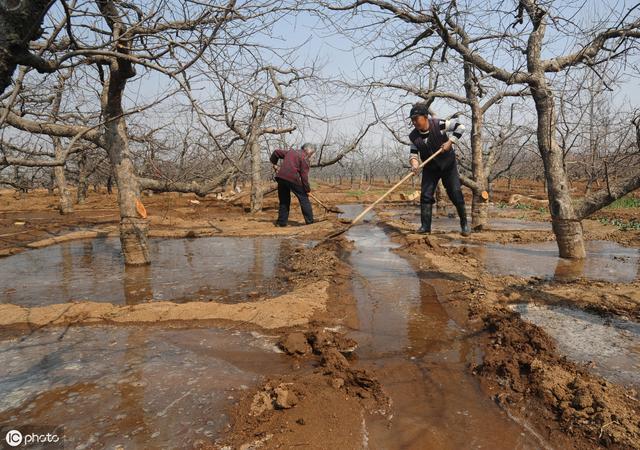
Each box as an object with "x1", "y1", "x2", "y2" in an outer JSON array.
[
  {"x1": 377, "y1": 211, "x2": 640, "y2": 449},
  {"x1": 338, "y1": 205, "x2": 547, "y2": 449},
  {"x1": 0, "y1": 188, "x2": 339, "y2": 258},
  {"x1": 219, "y1": 329, "x2": 387, "y2": 450},
  {"x1": 511, "y1": 304, "x2": 640, "y2": 387}
]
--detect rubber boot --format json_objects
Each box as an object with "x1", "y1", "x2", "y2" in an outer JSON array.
[
  {"x1": 417, "y1": 203, "x2": 432, "y2": 234},
  {"x1": 456, "y1": 203, "x2": 471, "y2": 237}
]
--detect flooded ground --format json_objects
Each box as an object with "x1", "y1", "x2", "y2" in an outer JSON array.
[
  {"x1": 339, "y1": 205, "x2": 547, "y2": 450},
  {"x1": 455, "y1": 240, "x2": 640, "y2": 282},
  {"x1": 512, "y1": 304, "x2": 640, "y2": 387},
  {"x1": 0, "y1": 326, "x2": 288, "y2": 449},
  {"x1": 384, "y1": 206, "x2": 551, "y2": 231},
  {"x1": 0, "y1": 236, "x2": 303, "y2": 307}
]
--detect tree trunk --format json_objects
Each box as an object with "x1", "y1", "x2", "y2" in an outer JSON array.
[
  {"x1": 464, "y1": 64, "x2": 489, "y2": 230},
  {"x1": 249, "y1": 139, "x2": 263, "y2": 213},
  {"x1": 47, "y1": 170, "x2": 55, "y2": 195},
  {"x1": 102, "y1": 60, "x2": 149, "y2": 265},
  {"x1": 471, "y1": 192, "x2": 489, "y2": 229},
  {"x1": 435, "y1": 181, "x2": 448, "y2": 216},
  {"x1": 532, "y1": 81, "x2": 585, "y2": 258},
  {"x1": 77, "y1": 153, "x2": 89, "y2": 204},
  {"x1": 53, "y1": 164, "x2": 74, "y2": 214},
  {"x1": 52, "y1": 139, "x2": 74, "y2": 214},
  {"x1": 0, "y1": 0, "x2": 54, "y2": 95}
]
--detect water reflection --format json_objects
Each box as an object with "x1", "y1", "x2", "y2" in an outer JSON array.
[
  {"x1": 0, "y1": 326, "x2": 288, "y2": 448},
  {"x1": 1, "y1": 237, "x2": 302, "y2": 307},
  {"x1": 461, "y1": 240, "x2": 639, "y2": 282}
]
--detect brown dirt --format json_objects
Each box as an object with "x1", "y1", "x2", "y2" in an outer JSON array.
[
  {"x1": 0, "y1": 281, "x2": 330, "y2": 330},
  {"x1": 476, "y1": 311, "x2": 639, "y2": 449},
  {"x1": 217, "y1": 329, "x2": 389, "y2": 450},
  {"x1": 0, "y1": 188, "x2": 341, "y2": 256}
]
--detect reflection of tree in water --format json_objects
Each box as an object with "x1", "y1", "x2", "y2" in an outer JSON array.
[
  {"x1": 113, "y1": 329, "x2": 153, "y2": 445},
  {"x1": 554, "y1": 257, "x2": 586, "y2": 280},
  {"x1": 80, "y1": 240, "x2": 100, "y2": 297},
  {"x1": 250, "y1": 238, "x2": 263, "y2": 288},
  {"x1": 123, "y1": 264, "x2": 153, "y2": 305},
  {"x1": 60, "y1": 243, "x2": 73, "y2": 301},
  {"x1": 183, "y1": 238, "x2": 195, "y2": 268}
]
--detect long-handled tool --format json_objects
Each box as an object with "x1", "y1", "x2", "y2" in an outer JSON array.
[
  {"x1": 309, "y1": 192, "x2": 344, "y2": 214},
  {"x1": 319, "y1": 148, "x2": 444, "y2": 242}
]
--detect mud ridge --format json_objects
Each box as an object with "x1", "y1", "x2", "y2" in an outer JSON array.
[{"x1": 476, "y1": 311, "x2": 639, "y2": 449}]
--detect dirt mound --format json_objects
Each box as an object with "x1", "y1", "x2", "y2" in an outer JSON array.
[
  {"x1": 220, "y1": 329, "x2": 389, "y2": 449},
  {"x1": 475, "y1": 311, "x2": 640, "y2": 449},
  {"x1": 284, "y1": 241, "x2": 345, "y2": 283},
  {"x1": 278, "y1": 329, "x2": 357, "y2": 356}
]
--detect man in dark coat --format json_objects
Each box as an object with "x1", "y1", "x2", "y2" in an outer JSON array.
[
  {"x1": 269, "y1": 143, "x2": 316, "y2": 227},
  {"x1": 408, "y1": 103, "x2": 470, "y2": 236}
]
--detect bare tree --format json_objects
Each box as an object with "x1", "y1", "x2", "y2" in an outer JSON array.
[
  {"x1": 326, "y1": 0, "x2": 640, "y2": 258},
  {"x1": 0, "y1": 1, "x2": 257, "y2": 265},
  {"x1": 0, "y1": 0, "x2": 58, "y2": 95}
]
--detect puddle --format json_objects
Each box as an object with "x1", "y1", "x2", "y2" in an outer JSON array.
[
  {"x1": 380, "y1": 206, "x2": 551, "y2": 231},
  {"x1": 0, "y1": 326, "x2": 288, "y2": 448},
  {"x1": 339, "y1": 204, "x2": 546, "y2": 449},
  {"x1": 383, "y1": 205, "x2": 551, "y2": 232},
  {"x1": 512, "y1": 304, "x2": 640, "y2": 387},
  {"x1": 0, "y1": 236, "x2": 302, "y2": 307},
  {"x1": 457, "y1": 240, "x2": 640, "y2": 282}
]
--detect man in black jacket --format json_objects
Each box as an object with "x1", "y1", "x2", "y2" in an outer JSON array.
[{"x1": 408, "y1": 103, "x2": 470, "y2": 236}]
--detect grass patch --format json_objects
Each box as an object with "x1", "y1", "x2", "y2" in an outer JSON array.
[
  {"x1": 605, "y1": 196, "x2": 640, "y2": 209},
  {"x1": 598, "y1": 217, "x2": 640, "y2": 231}
]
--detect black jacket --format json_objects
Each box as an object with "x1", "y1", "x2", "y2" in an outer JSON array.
[{"x1": 409, "y1": 117, "x2": 456, "y2": 170}]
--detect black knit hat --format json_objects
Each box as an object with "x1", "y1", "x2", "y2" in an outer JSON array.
[{"x1": 409, "y1": 103, "x2": 429, "y2": 118}]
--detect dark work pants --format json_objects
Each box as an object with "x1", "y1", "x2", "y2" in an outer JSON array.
[
  {"x1": 276, "y1": 178, "x2": 314, "y2": 225},
  {"x1": 420, "y1": 161, "x2": 465, "y2": 208}
]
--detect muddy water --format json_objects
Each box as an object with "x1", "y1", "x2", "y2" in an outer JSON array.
[
  {"x1": 0, "y1": 326, "x2": 288, "y2": 448},
  {"x1": 458, "y1": 240, "x2": 640, "y2": 282},
  {"x1": 339, "y1": 205, "x2": 546, "y2": 449},
  {"x1": 383, "y1": 206, "x2": 551, "y2": 231},
  {"x1": 0, "y1": 236, "x2": 301, "y2": 307},
  {"x1": 513, "y1": 304, "x2": 640, "y2": 387}
]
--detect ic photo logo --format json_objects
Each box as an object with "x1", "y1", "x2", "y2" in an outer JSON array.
[
  {"x1": 4, "y1": 430, "x2": 21, "y2": 447},
  {"x1": 2, "y1": 427, "x2": 63, "y2": 449},
  {"x1": 1, "y1": 1, "x2": 25, "y2": 13}
]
